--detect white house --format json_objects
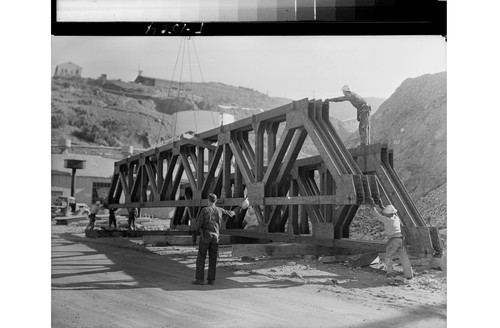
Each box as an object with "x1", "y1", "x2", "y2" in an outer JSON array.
[{"x1": 54, "y1": 62, "x2": 82, "y2": 78}]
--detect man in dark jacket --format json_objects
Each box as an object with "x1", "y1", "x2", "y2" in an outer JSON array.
[
  {"x1": 191, "y1": 194, "x2": 248, "y2": 285},
  {"x1": 325, "y1": 85, "x2": 371, "y2": 146}
]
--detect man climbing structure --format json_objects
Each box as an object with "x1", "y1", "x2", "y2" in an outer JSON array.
[{"x1": 325, "y1": 85, "x2": 371, "y2": 146}]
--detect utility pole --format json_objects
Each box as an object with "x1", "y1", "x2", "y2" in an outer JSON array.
[{"x1": 311, "y1": 90, "x2": 316, "y2": 99}]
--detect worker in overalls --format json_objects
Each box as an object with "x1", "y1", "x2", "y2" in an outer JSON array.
[{"x1": 325, "y1": 85, "x2": 371, "y2": 146}]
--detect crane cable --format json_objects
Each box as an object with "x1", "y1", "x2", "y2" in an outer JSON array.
[
  {"x1": 191, "y1": 38, "x2": 218, "y2": 127},
  {"x1": 155, "y1": 37, "x2": 185, "y2": 147}
]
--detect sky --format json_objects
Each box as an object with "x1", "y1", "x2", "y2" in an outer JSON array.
[{"x1": 51, "y1": 36, "x2": 446, "y2": 100}]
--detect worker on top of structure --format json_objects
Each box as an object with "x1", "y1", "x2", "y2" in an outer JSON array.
[
  {"x1": 325, "y1": 85, "x2": 371, "y2": 146},
  {"x1": 191, "y1": 194, "x2": 250, "y2": 286},
  {"x1": 371, "y1": 204, "x2": 414, "y2": 279},
  {"x1": 85, "y1": 200, "x2": 103, "y2": 231}
]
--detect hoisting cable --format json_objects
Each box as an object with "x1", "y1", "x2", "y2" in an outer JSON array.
[
  {"x1": 192, "y1": 38, "x2": 218, "y2": 128},
  {"x1": 155, "y1": 37, "x2": 185, "y2": 147},
  {"x1": 187, "y1": 37, "x2": 199, "y2": 134}
]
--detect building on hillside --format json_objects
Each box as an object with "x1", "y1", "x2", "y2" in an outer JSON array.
[
  {"x1": 51, "y1": 153, "x2": 115, "y2": 206},
  {"x1": 54, "y1": 62, "x2": 82, "y2": 78},
  {"x1": 134, "y1": 75, "x2": 171, "y2": 89}
]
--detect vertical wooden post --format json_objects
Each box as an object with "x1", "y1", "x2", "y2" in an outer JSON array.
[
  {"x1": 222, "y1": 144, "x2": 232, "y2": 198},
  {"x1": 197, "y1": 146, "x2": 204, "y2": 190},
  {"x1": 290, "y1": 179, "x2": 299, "y2": 235},
  {"x1": 299, "y1": 205, "x2": 310, "y2": 234},
  {"x1": 254, "y1": 122, "x2": 264, "y2": 182}
]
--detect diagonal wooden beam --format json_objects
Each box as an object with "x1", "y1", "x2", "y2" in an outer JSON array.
[
  {"x1": 169, "y1": 164, "x2": 185, "y2": 200},
  {"x1": 240, "y1": 133, "x2": 256, "y2": 172},
  {"x1": 263, "y1": 127, "x2": 295, "y2": 189},
  {"x1": 160, "y1": 154, "x2": 178, "y2": 200},
  {"x1": 296, "y1": 171, "x2": 324, "y2": 224},
  {"x1": 276, "y1": 128, "x2": 308, "y2": 193},
  {"x1": 118, "y1": 170, "x2": 130, "y2": 198},
  {"x1": 201, "y1": 145, "x2": 223, "y2": 196},
  {"x1": 299, "y1": 110, "x2": 346, "y2": 180},
  {"x1": 144, "y1": 160, "x2": 158, "y2": 198},
  {"x1": 107, "y1": 173, "x2": 119, "y2": 204},
  {"x1": 130, "y1": 166, "x2": 143, "y2": 203},
  {"x1": 228, "y1": 137, "x2": 255, "y2": 184},
  {"x1": 180, "y1": 149, "x2": 197, "y2": 191}
]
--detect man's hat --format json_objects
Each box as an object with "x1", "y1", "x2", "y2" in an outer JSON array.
[{"x1": 341, "y1": 85, "x2": 351, "y2": 92}]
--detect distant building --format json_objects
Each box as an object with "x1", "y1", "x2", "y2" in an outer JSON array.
[
  {"x1": 51, "y1": 153, "x2": 115, "y2": 205},
  {"x1": 54, "y1": 62, "x2": 82, "y2": 78},
  {"x1": 134, "y1": 75, "x2": 171, "y2": 89}
]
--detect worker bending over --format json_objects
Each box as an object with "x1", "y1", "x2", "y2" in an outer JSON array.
[{"x1": 325, "y1": 85, "x2": 371, "y2": 146}]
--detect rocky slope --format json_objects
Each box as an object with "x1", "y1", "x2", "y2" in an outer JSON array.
[{"x1": 346, "y1": 72, "x2": 446, "y2": 200}]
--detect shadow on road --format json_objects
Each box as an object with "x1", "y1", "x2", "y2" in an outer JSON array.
[{"x1": 52, "y1": 233, "x2": 304, "y2": 292}]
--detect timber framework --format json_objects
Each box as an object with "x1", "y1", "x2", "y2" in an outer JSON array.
[{"x1": 106, "y1": 98, "x2": 442, "y2": 258}]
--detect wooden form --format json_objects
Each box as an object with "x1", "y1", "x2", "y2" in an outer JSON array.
[{"x1": 106, "y1": 98, "x2": 442, "y2": 257}]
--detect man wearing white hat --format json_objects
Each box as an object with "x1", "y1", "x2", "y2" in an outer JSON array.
[
  {"x1": 325, "y1": 85, "x2": 371, "y2": 146},
  {"x1": 372, "y1": 204, "x2": 413, "y2": 279},
  {"x1": 192, "y1": 194, "x2": 250, "y2": 285}
]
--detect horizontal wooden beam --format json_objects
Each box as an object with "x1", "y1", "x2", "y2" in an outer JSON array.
[{"x1": 264, "y1": 195, "x2": 356, "y2": 205}]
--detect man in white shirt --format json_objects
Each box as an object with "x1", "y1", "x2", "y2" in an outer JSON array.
[{"x1": 372, "y1": 204, "x2": 413, "y2": 279}]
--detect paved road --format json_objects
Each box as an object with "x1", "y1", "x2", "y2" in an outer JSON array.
[{"x1": 51, "y1": 233, "x2": 445, "y2": 328}]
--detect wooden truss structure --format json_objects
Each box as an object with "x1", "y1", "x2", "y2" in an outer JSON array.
[{"x1": 106, "y1": 98, "x2": 441, "y2": 257}]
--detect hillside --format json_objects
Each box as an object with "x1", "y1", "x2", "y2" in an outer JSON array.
[
  {"x1": 51, "y1": 77, "x2": 292, "y2": 150},
  {"x1": 346, "y1": 72, "x2": 447, "y2": 200}
]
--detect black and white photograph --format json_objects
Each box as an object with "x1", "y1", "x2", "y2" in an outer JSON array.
[
  {"x1": 48, "y1": 32, "x2": 447, "y2": 327},
  {"x1": 16, "y1": 1, "x2": 500, "y2": 327}
]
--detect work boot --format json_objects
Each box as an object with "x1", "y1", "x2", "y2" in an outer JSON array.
[
  {"x1": 207, "y1": 280, "x2": 214, "y2": 285},
  {"x1": 191, "y1": 280, "x2": 204, "y2": 285}
]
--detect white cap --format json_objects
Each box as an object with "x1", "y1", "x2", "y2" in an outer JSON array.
[{"x1": 341, "y1": 85, "x2": 350, "y2": 92}]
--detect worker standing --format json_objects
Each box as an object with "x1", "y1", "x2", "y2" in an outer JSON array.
[
  {"x1": 371, "y1": 204, "x2": 413, "y2": 279},
  {"x1": 325, "y1": 85, "x2": 371, "y2": 146},
  {"x1": 128, "y1": 208, "x2": 138, "y2": 230},
  {"x1": 108, "y1": 208, "x2": 117, "y2": 230},
  {"x1": 191, "y1": 194, "x2": 249, "y2": 285},
  {"x1": 85, "y1": 200, "x2": 102, "y2": 231}
]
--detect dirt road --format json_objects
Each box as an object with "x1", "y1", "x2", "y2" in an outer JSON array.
[{"x1": 52, "y1": 228, "x2": 446, "y2": 328}]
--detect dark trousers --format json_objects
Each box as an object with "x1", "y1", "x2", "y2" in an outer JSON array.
[
  {"x1": 108, "y1": 215, "x2": 116, "y2": 228},
  {"x1": 195, "y1": 235, "x2": 219, "y2": 281}
]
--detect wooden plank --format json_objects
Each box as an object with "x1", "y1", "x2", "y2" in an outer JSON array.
[{"x1": 333, "y1": 238, "x2": 387, "y2": 253}]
